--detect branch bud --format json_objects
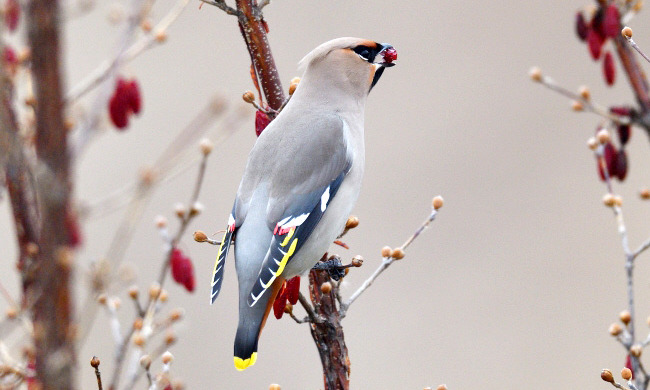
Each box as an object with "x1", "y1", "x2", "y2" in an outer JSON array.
[
  {"x1": 529, "y1": 67, "x2": 542, "y2": 82},
  {"x1": 620, "y1": 310, "x2": 632, "y2": 325},
  {"x1": 90, "y1": 356, "x2": 100, "y2": 368},
  {"x1": 345, "y1": 215, "x2": 359, "y2": 229},
  {"x1": 432, "y1": 196, "x2": 444, "y2": 210},
  {"x1": 140, "y1": 355, "x2": 152, "y2": 370},
  {"x1": 352, "y1": 255, "x2": 364, "y2": 267},
  {"x1": 199, "y1": 138, "x2": 214, "y2": 156},
  {"x1": 622, "y1": 367, "x2": 633, "y2": 381},
  {"x1": 391, "y1": 247, "x2": 405, "y2": 260},
  {"x1": 609, "y1": 322, "x2": 623, "y2": 336},
  {"x1": 242, "y1": 91, "x2": 255, "y2": 103},
  {"x1": 622, "y1": 26, "x2": 633, "y2": 38},
  {"x1": 194, "y1": 231, "x2": 208, "y2": 242},
  {"x1": 601, "y1": 369, "x2": 614, "y2": 383},
  {"x1": 161, "y1": 351, "x2": 174, "y2": 364},
  {"x1": 381, "y1": 246, "x2": 392, "y2": 258},
  {"x1": 320, "y1": 281, "x2": 332, "y2": 294}
]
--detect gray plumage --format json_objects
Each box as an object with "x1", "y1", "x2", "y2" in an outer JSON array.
[{"x1": 210, "y1": 37, "x2": 396, "y2": 370}]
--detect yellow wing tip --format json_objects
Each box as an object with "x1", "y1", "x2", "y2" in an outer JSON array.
[{"x1": 234, "y1": 352, "x2": 257, "y2": 371}]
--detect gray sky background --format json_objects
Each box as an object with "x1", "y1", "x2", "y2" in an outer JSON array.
[{"x1": 3, "y1": 0, "x2": 650, "y2": 388}]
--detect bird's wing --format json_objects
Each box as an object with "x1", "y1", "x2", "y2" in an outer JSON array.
[
  {"x1": 244, "y1": 113, "x2": 352, "y2": 307},
  {"x1": 210, "y1": 202, "x2": 237, "y2": 304}
]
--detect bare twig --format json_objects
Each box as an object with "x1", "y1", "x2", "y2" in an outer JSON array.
[
  {"x1": 340, "y1": 207, "x2": 440, "y2": 317},
  {"x1": 66, "y1": 0, "x2": 190, "y2": 104},
  {"x1": 91, "y1": 357, "x2": 103, "y2": 390},
  {"x1": 535, "y1": 74, "x2": 630, "y2": 125},
  {"x1": 297, "y1": 292, "x2": 319, "y2": 323},
  {"x1": 199, "y1": 0, "x2": 239, "y2": 15}
]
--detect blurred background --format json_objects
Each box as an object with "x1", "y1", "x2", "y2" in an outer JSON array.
[{"x1": 3, "y1": 0, "x2": 650, "y2": 388}]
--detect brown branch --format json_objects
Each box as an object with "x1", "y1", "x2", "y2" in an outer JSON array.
[
  {"x1": 308, "y1": 270, "x2": 350, "y2": 390},
  {"x1": 27, "y1": 0, "x2": 76, "y2": 389},
  {"x1": 0, "y1": 45, "x2": 39, "y2": 301},
  {"x1": 614, "y1": 34, "x2": 650, "y2": 131},
  {"x1": 234, "y1": 0, "x2": 286, "y2": 113}
]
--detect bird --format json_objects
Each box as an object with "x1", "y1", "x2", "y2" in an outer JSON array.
[{"x1": 210, "y1": 37, "x2": 397, "y2": 371}]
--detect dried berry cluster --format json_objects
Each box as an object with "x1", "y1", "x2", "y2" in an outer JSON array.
[
  {"x1": 576, "y1": 4, "x2": 620, "y2": 85},
  {"x1": 109, "y1": 77, "x2": 142, "y2": 129},
  {"x1": 273, "y1": 276, "x2": 300, "y2": 319}
]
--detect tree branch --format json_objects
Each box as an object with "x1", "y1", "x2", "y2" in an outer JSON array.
[
  {"x1": 234, "y1": 0, "x2": 286, "y2": 113},
  {"x1": 27, "y1": 0, "x2": 76, "y2": 389}
]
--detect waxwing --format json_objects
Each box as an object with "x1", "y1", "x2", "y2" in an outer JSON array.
[{"x1": 210, "y1": 37, "x2": 397, "y2": 370}]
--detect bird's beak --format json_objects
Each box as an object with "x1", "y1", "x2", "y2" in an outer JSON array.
[{"x1": 375, "y1": 44, "x2": 397, "y2": 68}]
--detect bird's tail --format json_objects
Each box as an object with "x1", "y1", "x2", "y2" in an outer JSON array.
[{"x1": 233, "y1": 277, "x2": 284, "y2": 370}]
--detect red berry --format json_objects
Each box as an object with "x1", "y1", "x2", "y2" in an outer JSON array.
[
  {"x1": 170, "y1": 248, "x2": 195, "y2": 293},
  {"x1": 587, "y1": 29, "x2": 604, "y2": 60},
  {"x1": 126, "y1": 80, "x2": 141, "y2": 114},
  {"x1": 109, "y1": 94, "x2": 128, "y2": 129},
  {"x1": 5, "y1": 0, "x2": 20, "y2": 32},
  {"x1": 575, "y1": 12, "x2": 588, "y2": 41},
  {"x1": 108, "y1": 77, "x2": 143, "y2": 129},
  {"x1": 383, "y1": 47, "x2": 397, "y2": 63},
  {"x1": 255, "y1": 110, "x2": 271, "y2": 137},
  {"x1": 603, "y1": 5, "x2": 621, "y2": 38},
  {"x1": 603, "y1": 51, "x2": 616, "y2": 86}
]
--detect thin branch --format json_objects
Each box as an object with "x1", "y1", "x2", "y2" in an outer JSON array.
[
  {"x1": 341, "y1": 207, "x2": 440, "y2": 317},
  {"x1": 297, "y1": 292, "x2": 319, "y2": 323},
  {"x1": 66, "y1": 0, "x2": 190, "y2": 104},
  {"x1": 199, "y1": 0, "x2": 239, "y2": 15},
  {"x1": 536, "y1": 75, "x2": 630, "y2": 125},
  {"x1": 257, "y1": 0, "x2": 270, "y2": 9}
]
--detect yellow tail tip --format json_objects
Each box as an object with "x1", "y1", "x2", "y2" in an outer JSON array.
[{"x1": 234, "y1": 352, "x2": 257, "y2": 371}]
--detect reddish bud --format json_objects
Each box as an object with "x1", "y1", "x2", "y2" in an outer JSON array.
[
  {"x1": 615, "y1": 149, "x2": 628, "y2": 181},
  {"x1": 286, "y1": 276, "x2": 300, "y2": 305},
  {"x1": 617, "y1": 124, "x2": 631, "y2": 145},
  {"x1": 603, "y1": 5, "x2": 621, "y2": 38},
  {"x1": 610, "y1": 106, "x2": 633, "y2": 117},
  {"x1": 255, "y1": 110, "x2": 271, "y2": 137},
  {"x1": 383, "y1": 47, "x2": 397, "y2": 63},
  {"x1": 587, "y1": 29, "x2": 604, "y2": 60},
  {"x1": 576, "y1": 12, "x2": 588, "y2": 41},
  {"x1": 5, "y1": 0, "x2": 20, "y2": 32},
  {"x1": 625, "y1": 355, "x2": 636, "y2": 379},
  {"x1": 170, "y1": 248, "x2": 195, "y2": 293},
  {"x1": 591, "y1": 7, "x2": 606, "y2": 38},
  {"x1": 603, "y1": 51, "x2": 616, "y2": 86}
]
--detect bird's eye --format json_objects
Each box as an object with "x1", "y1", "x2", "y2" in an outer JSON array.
[{"x1": 353, "y1": 46, "x2": 373, "y2": 61}]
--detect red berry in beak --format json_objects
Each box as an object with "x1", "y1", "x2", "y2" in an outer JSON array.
[{"x1": 383, "y1": 47, "x2": 397, "y2": 63}]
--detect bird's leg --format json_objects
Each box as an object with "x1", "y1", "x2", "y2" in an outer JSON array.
[{"x1": 311, "y1": 255, "x2": 348, "y2": 281}]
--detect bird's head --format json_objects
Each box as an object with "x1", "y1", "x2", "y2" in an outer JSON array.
[{"x1": 298, "y1": 37, "x2": 397, "y2": 98}]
